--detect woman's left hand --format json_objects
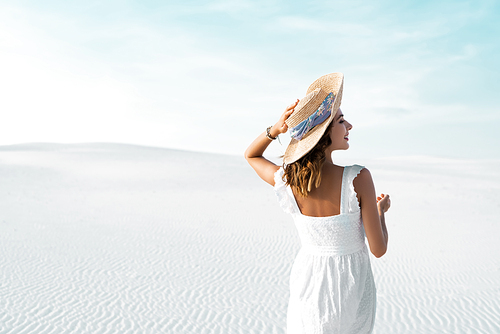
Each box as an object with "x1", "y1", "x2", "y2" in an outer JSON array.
[{"x1": 270, "y1": 99, "x2": 299, "y2": 137}]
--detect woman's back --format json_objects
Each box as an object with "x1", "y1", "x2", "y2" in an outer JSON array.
[{"x1": 292, "y1": 163, "x2": 345, "y2": 217}]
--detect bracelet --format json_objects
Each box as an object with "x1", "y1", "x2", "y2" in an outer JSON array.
[{"x1": 266, "y1": 126, "x2": 278, "y2": 140}]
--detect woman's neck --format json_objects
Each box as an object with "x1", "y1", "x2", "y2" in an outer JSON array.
[{"x1": 324, "y1": 150, "x2": 334, "y2": 164}]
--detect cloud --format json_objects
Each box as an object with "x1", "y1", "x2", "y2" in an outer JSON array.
[
  {"x1": 205, "y1": 0, "x2": 256, "y2": 13},
  {"x1": 272, "y1": 15, "x2": 372, "y2": 36}
]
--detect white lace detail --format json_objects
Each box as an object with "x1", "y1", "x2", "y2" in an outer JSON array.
[
  {"x1": 342, "y1": 164, "x2": 365, "y2": 214},
  {"x1": 273, "y1": 167, "x2": 298, "y2": 215}
]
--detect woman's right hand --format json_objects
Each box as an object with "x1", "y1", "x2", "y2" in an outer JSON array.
[
  {"x1": 377, "y1": 194, "x2": 391, "y2": 214},
  {"x1": 269, "y1": 99, "x2": 299, "y2": 138}
]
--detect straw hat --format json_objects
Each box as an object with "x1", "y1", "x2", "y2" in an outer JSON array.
[{"x1": 283, "y1": 72, "x2": 344, "y2": 165}]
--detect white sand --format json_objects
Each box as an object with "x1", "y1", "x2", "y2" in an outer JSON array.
[{"x1": 0, "y1": 143, "x2": 499, "y2": 333}]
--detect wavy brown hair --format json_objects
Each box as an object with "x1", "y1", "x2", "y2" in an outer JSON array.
[{"x1": 283, "y1": 121, "x2": 333, "y2": 198}]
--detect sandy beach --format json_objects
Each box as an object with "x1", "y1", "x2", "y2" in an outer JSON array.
[{"x1": 1, "y1": 143, "x2": 499, "y2": 333}]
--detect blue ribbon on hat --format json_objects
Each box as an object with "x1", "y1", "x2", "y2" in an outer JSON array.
[{"x1": 289, "y1": 92, "x2": 335, "y2": 141}]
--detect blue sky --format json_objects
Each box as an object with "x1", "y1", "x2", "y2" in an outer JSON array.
[{"x1": 1, "y1": 0, "x2": 499, "y2": 159}]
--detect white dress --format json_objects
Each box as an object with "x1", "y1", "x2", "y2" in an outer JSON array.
[{"x1": 274, "y1": 165, "x2": 376, "y2": 334}]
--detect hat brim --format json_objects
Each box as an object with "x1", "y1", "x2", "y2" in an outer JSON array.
[{"x1": 283, "y1": 73, "x2": 344, "y2": 165}]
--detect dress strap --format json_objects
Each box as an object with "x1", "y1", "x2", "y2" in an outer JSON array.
[
  {"x1": 340, "y1": 167, "x2": 348, "y2": 214},
  {"x1": 340, "y1": 165, "x2": 365, "y2": 214}
]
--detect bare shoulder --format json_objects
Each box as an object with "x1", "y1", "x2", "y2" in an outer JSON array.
[
  {"x1": 353, "y1": 167, "x2": 372, "y2": 184},
  {"x1": 353, "y1": 167, "x2": 375, "y2": 196}
]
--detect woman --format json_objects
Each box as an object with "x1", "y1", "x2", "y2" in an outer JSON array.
[{"x1": 244, "y1": 73, "x2": 390, "y2": 334}]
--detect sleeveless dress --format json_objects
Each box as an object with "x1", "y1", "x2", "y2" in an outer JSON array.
[{"x1": 274, "y1": 165, "x2": 376, "y2": 334}]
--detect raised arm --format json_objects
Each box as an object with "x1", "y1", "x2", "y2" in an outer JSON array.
[
  {"x1": 244, "y1": 100, "x2": 299, "y2": 186},
  {"x1": 353, "y1": 168, "x2": 390, "y2": 258}
]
